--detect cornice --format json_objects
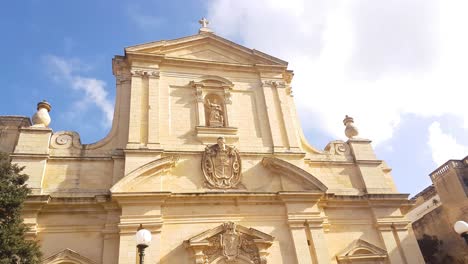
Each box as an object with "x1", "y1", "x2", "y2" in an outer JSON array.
[
  {"x1": 111, "y1": 192, "x2": 172, "y2": 205},
  {"x1": 322, "y1": 193, "x2": 411, "y2": 208},
  {"x1": 10, "y1": 153, "x2": 49, "y2": 159}
]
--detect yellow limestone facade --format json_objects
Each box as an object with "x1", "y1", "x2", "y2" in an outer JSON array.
[{"x1": 0, "y1": 22, "x2": 425, "y2": 264}]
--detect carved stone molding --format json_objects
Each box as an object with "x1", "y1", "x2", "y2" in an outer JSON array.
[
  {"x1": 190, "y1": 76, "x2": 234, "y2": 130},
  {"x1": 130, "y1": 68, "x2": 160, "y2": 78},
  {"x1": 324, "y1": 140, "x2": 350, "y2": 156},
  {"x1": 42, "y1": 248, "x2": 97, "y2": 264},
  {"x1": 262, "y1": 157, "x2": 328, "y2": 192},
  {"x1": 50, "y1": 131, "x2": 82, "y2": 149},
  {"x1": 336, "y1": 239, "x2": 387, "y2": 263},
  {"x1": 262, "y1": 80, "x2": 286, "y2": 88},
  {"x1": 112, "y1": 56, "x2": 130, "y2": 80},
  {"x1": 110, "y1": 156, "x2": 179, "y2": 193},
  {"x1": 196, "y1": 126, "x2": 238, "y2": 145},
  {"x1": 202, "y1": 137, "x2": 241, "y2": 189},
  {"x1": 184, "y1": 222, "x2": 274, "y2": 264}
]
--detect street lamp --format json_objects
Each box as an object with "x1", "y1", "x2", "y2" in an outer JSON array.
[
  {"x1": 453, "y1": 220, "x2": 468, "y2": 245},
  {"x1": 135, "y1": 224, "x2": 152, "y2": 264}
]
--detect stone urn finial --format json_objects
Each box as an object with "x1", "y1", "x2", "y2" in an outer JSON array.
[
  {"x1": 343, "y1": 115, "x2": 358, "y2": 139},
  {"x1": 32, "y1": 100, "x2": 52, "y2": 127}
]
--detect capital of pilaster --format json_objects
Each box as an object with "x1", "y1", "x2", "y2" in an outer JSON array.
[
  {"x1": 262, "y1": 80, "x2": 286, "y2": 88},
  {"x1": 375, "y1": 218, "x2": 410, "y2": 231},
  {"x1": 287, "y1": 213, "x2": 326, "y2": 229},
  {"x1": 130, "y1": 68, "x2": 160, "y2": 78},
  {"x1": 118, "y1": 220, "x2": 163, "y2": 234}
]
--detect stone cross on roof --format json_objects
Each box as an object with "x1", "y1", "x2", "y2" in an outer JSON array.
[
  {"x1": 198, "y1": 17, "x2": 213, "y2": 34},
  {"x1": 199, "y1": 17, "x2": 209, "y2": 28}
]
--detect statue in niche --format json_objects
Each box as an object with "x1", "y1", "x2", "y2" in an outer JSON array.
[
  {"x1": 206, "y1": 97, "x2": 224, "y2": 127},
  {"x1": 202, "y1": 137, "x2": 241, "y2": 189}
]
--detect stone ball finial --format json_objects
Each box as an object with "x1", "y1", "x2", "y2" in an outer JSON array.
[
  {"x1": 343, "y1": 115, "x2": 358, "y2": 139},
  {"x1": 32, "y1": 100, "x2": 52, "y2": 127}
]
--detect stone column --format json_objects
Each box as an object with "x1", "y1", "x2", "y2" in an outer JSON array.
[
  {"x1": 222, "y1": 85, "x2": 233, "y2": 126},
  {"x1": 192, "y1": 82, "x2": 206, "y2": 126}
]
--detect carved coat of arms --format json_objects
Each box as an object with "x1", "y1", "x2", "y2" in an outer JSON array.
[
  {"x1": 221, "y1": 222, "x2": 241, "y2": 261},
  {"x1": 202, "y1": 137, "x2": 241, "y2": 189}
]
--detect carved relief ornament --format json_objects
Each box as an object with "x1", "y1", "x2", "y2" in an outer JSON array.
[
  {"x1": 185, "y1": 222, "x2": 274, "y2": 264},
  {"x1": 50, "y1": 131, "x2": 82, "y2": 149},
  {"x1": 130, "y1": 68, "x2": 160, "y2": 78},
  {"x1": 202, "y1": 137, "x2": 241, "y2": 189}
]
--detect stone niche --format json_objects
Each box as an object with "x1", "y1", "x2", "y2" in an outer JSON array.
[
  {"x1": 191, "y1": 76, "x2": 238, "y2": 144},
  {"x1": 184, "y1": 222, "x2": 274, "y2": 264}
]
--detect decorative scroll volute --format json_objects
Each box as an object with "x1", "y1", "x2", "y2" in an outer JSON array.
[
  {"x1": 50, "y1": 131, "x2": 82, "y2": 149},
  {"x1": 202, "y1": 137, "x2": 241, "y2": 189}
]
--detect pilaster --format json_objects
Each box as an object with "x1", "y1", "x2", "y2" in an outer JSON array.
[
  {"x1": 98, "y1": 198, "x2": 121, "y2": 264},
  {"x1": 12, "y1": 127, "x2": 52, "y2": 193},
  {"x1": 261, "y1": 80, "x2": 289, "y2": 152},
  {"x1": 375, "y1": 220, "x2": 408, "y2": 264},
  {"x1": 112, "y1": 192, "x2": 170, "y2": 264},
  {"x1": 147, "y1": 70, "x2": 161, "y2": 148},
  {"x1": 275, "y1": 81, "x2": 301, "y2": 151},
  {"x1": 279, "y1": 192, "x2": 330, "y2": 264},
  {"x1": 127, "y1": 69, "x2": 144, "y2": 148},
  {"x1": 22, "y1": 195, "x2": 50, "y2": 239},
  {"x1": 306, "y1": 219, "x2": 331, "y2": 264},
  {"x1": 347, "y1": 138, "x2": 395, "y2": 193}
]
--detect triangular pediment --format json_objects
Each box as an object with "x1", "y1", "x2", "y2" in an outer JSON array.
[
  {"x1": 336, "y1": 239, "x2": 387, "y2": 263},
  {"x1": 42, "y1": 248, "x2": 96, "y2": 264},
  {"x1": 125, "y1": 33, "x2": 287, "y2": 66},
  {"x1": 184, "y1": 222, "x2": 274, "y2": 264}
]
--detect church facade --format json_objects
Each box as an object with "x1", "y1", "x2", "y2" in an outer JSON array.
[{"x1": 0, "y1": 21, "x2": 424, "y2": 264}]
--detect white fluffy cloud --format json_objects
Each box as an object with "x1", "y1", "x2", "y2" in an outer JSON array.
[
  {"x1": 428, "y1": 122, "x2": 468, "y2": 165},
  {"x1": 207, "y1": 0, "x2": 468, "y2": 163},
  {"x1": 44, "y1": 55, "x2": 114, "y2": 125}
]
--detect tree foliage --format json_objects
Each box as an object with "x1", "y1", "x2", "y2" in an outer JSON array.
[{"x1": 0, "y1": 153, "x2": 41, "y2": 264}]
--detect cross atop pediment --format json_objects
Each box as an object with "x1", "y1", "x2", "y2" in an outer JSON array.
[
  {"x1": 198, "y1": 17, "x2": 213, "y2": 34},
  {"x1": 199, "y1": 17, "x2": 209, "y2": 28}
]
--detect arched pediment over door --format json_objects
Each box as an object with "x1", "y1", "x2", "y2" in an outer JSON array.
[
  {"x1": 110, "y1": 155, "x2": 179, "y2": 193},
  {"x1": 262, "y1": 157, "x2": 328, "y2": 192}
]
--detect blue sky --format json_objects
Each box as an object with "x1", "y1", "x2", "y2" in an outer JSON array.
[{"x1": 1, "y1": 0, "x2": 467, "y2": 196}]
